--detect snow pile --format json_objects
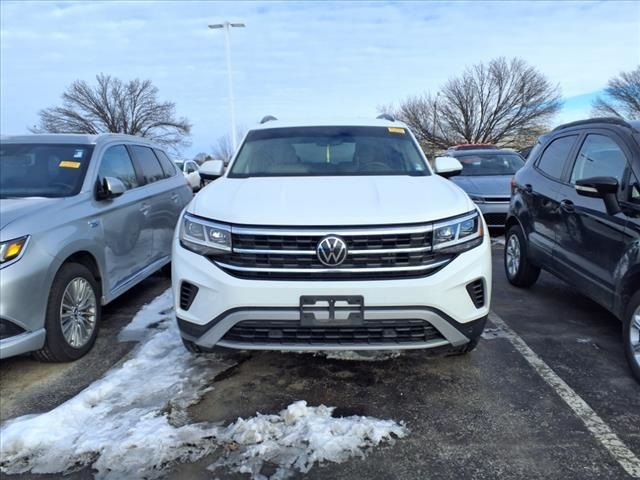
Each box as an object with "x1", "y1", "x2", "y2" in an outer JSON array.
[
  {"x1": 1, "y1": 290, "x2": 408, "y2": 480},
  {"x1": 491, "y1": 236, "x2": 506, "y2": 246},
  {"x1": 210, "y1": 400, "x2": 407, "y2": 480},
  {"x1": 320, "y1": 350, "x2": 403, "y2": 362},
  {"x1": 0, "y1": 289, "x2": 229, "y2": 480}
]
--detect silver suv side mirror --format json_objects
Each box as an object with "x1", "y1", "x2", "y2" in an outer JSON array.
[
  {"x1": 199, "y1": 160, "x2": 225, "y2": 181},
  {"x1": 97, "y1": 176, "x2": 126, "y2": 200}
]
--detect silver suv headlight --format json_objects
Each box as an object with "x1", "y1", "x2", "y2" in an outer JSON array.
[
  {"x1": 0, "y1": 235, "x2": 29, "y2": 267},
  {"x1": 433, "y1": 211, "x2": 484, "y2": 253},
  {"x1": 179, "y1": 213, "x2": 231, "y2": 255}
]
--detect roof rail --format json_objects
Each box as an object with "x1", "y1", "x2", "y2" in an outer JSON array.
[
  {"x1": 376, "y1": 113, "x2": 395, "y2": 122},
  {"x1": 260, "y1": 115, "x2": 278, "y2": 124},
  {"x1": 552, "y1": 117, "x2": 631, "y2": 132}
]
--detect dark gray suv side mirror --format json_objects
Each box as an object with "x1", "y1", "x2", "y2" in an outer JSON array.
[
  {"x1": 96, "y1": 176, "x2": 126, "y2": 200},
  {"x1": 575, "y1": 176, "x2": 621, "y2": 215}
]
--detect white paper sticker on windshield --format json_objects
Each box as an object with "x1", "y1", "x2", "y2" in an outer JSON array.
[{"x1": 73, "y1": 149, "x2": 84, "y2": 159}]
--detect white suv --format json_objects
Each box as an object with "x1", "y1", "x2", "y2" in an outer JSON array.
[{"x1": 172, "y1": 118, "x2": 491, "y2": 355}]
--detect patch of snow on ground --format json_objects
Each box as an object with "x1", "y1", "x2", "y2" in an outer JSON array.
[
  {"x1": 210, "y1": 400, "x2": 408, "y2": 480},
  {"x1": 0, "y1": 289, "x2": 231, "y2": 480},
  {"x1": 320, "y1": 350, "x2": 403, "y2": 361},
  {"x1": 1, "y1": 290, "x2": 408, "y2": 480},
  {"x1": 491, "y1": 236, "x2": 506, "y2": 246}
]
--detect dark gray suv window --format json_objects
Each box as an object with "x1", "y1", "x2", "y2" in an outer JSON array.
[
  {"x1": 98, "y1": 145, "x2": 139, "y2": 190},
  {"x1": 130, "y1": 145, "x2": 165, "y2": 184},
  {"x1": 570, "y1": 134, "x2": 627, "y2": 185},
  {"x1": 536, "y1": 135, "x2": 577, "y2": 180}
]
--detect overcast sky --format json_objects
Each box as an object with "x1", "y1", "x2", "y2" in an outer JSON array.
[{"x1": 1, "y1": 0, "x2": 639, "y2": 157}]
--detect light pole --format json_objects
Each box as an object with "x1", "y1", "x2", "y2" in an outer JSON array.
[{"x1": 208, "y1": 21, "x2": 245, "y2": 150}]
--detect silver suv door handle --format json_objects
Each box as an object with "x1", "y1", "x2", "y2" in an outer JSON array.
[{"x1": 170, "y1": 193, "x2": 180, "y2": 203}]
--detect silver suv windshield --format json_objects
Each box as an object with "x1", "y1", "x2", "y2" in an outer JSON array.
[
  {"x1": 0, "y1": 143, "x2": 94, "y2": 198},
  {"x1": 228, "y1": 126, "x2": 430, "y2": 177},
  {"x1": 456, "y1": 153, "x2": 525, "y2": 176}
]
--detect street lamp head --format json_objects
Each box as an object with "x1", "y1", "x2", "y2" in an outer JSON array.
[{"x1": 208, "y1": 22, "x2": 245, "y2": 29}]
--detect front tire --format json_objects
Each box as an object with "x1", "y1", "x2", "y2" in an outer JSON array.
[
  {"x1": 623, "y1": 292, "x2": 640, "y2": 382},
  {"x1": 33, "y1": 263, "x2": 100, "y2": 362},
  {"x1": 504, "y1": 224, "x2": 540, "y2": 288}
]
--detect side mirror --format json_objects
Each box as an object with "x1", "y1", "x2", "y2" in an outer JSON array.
[
  {"x1": 199, "y1": 160, "x2": 225, "y2": 181},
  {"x1": 96, "y1": 176, "x2": 126, "y2": 200},
  {"x1": 575, "y1": 176, "x2": 621, "y2": 215},
  {"x1": 434, "y1": 156, "x2": 463, "y2": 178}
]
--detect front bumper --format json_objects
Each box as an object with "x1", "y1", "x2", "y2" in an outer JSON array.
[
  {"x1": 477, "y1": 202, "x2": 509, "y2": 228},
  {"x1": 172, "y1": 228, "x2": 492, "y2": 351},
  {"x1": 0, "y1": 247, "x2": 55, "y2": 359}
]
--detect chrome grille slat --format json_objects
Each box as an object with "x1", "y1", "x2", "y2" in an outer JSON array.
[{"x1": 216, "y1": 223, "x2": 451, "y2": 280}]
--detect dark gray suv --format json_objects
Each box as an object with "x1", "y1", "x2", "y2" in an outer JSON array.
[
  {"x1": 504, "y1": 118, "x2": 640, "y2": 382},
  {"x1": 0, "y1": 134, "x2": 192, "y2": 361}
]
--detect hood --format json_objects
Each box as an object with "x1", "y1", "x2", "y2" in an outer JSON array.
[
  {"x1": 0, "y1": 197, "x2": 67, "y2": 232},
  {"x1": 450, "y1": 175, "x2": 512, "y2": 197},
  {"x1": 190, "y1": 175, "x2": 475, "y2": 226}
]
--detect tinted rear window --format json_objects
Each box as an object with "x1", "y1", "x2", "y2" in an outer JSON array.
[
  {"x1": 536, "y1": 135, "x2": 577, "y2": 180},
  {"x1": 154, "y1": 149, "x2": 178, "y2": 177},
  {"x1": 130, "y1": 145, "x2": 165, "y2": 184}
]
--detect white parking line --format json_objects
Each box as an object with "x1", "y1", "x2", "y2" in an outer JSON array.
[{"x1": 489, "y1": 312, "x2": 640, "y2": 479}]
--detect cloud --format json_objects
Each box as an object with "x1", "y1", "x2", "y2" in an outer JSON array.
[{"x1": 1, "y1": 0, "x2": 638, "y2": 156}]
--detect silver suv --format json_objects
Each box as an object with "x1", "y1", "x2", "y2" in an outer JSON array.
[{"x1": 0, "y1": 134, "x2": 192, "y2": 361}]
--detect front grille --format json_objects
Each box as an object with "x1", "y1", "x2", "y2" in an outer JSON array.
[
  {"x1": 179, "y1": 282, "x2": 199, "y2": 311},
  {"x1": 222, "y1": 319, "x2": 445, "y2": 345},
  {"x1": 482, "y1": 212, "x2": 507, "y2": 227},
  {"x1": 210, "y1": 223, "x2": 455, "y2": 281},
  {"x1": 466, "y1": 279, "x2": 485, "y2": 308}
]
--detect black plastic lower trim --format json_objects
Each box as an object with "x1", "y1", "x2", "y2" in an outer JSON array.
[{"x1": 177, "y1": 306, "x2": 488, "y2": 341}]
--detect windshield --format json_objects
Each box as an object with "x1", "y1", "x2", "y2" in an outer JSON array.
[
  {"x1": 228, "y1": 126, "x2": 430, "y2": 177},
  {"x1": 0, "y1": 143, "x2": 94, "y2": 198},
  {"x1": 457, "y1": 153, "x2": 525, "y2": 176}
]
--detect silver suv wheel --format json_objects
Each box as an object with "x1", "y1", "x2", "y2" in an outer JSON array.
[{"x1": 60, "y1": 277, "x2": 97, "y2": 348}]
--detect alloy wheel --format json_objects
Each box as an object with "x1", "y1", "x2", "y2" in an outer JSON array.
[
  {"x1": 506, "y1": 234, "x2": 521, "y2": 278},
  {"x1": 59, "y1": 277, "x2": 97, "y2": 348},
  {"x1": 631, "y1": 306, "x2": 640, "y2": 368}
]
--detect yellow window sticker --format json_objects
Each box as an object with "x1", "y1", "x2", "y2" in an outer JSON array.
[
  {"x1": 59, "y1": 161, "x2": 81, "y2": 169},
  {"x1": 388, "y1": 127, "x2": 405, "y2": 134}
]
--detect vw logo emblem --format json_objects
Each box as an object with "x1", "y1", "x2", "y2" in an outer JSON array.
[{"x1": 316, "y1": 236, "x2": 348, "y2": 267}]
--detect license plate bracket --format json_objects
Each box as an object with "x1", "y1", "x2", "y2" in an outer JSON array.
[{"x1": 299, "y1": 295, "x2": 365, "y2": 326}]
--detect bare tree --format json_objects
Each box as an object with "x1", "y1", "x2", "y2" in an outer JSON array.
[
  {"x1": 193, "y1": 152, "x2": 213, "y2": 165},
  {"x1": 31, "y1": 74, "x2": 192, "y2": 152},
  {"x1": 211, "y1": 127, "x2": 246, "y2": 163},
  {"x1": 592, "y1": 66, "x2": 640, "y2": 120},
  {"x1": 211, "y1": 134, "x2": 235, "y2": 164},
  {"x1": 385, "y1": 57, "x2": 562, "y2": 153}
]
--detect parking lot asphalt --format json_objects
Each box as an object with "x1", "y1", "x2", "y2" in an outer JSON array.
[{"x1": 1, "y1": 241, "x2": 639, "y2": 479}]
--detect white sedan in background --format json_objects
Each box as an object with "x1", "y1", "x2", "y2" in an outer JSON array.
[{"x1": 174, "y1": 159, "x2": 202, "y2": 191}]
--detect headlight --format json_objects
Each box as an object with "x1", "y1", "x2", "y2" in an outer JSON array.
[
  {"x1": 0, "y1": 236, "x2": 29, "y2": 266},
  {"x1": 433, "y1": 211, "x2": 483, "y2": 253},
  {"x1": 468, "y1": 194, "x2": 485, "y2": 204},
  {"x1": 179, "y1": 214, "x2": 231, "y2": 256}
]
